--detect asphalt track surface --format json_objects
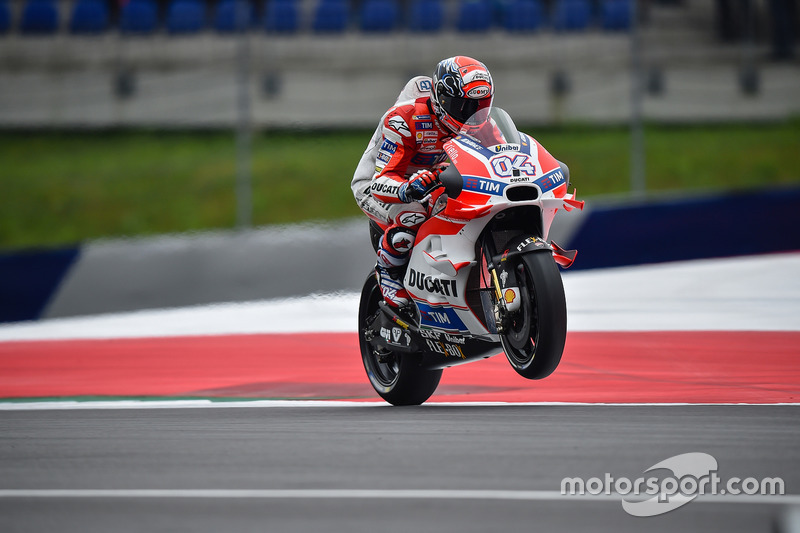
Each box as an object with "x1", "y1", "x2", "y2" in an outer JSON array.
[
  {"x1": 0, "y1": 405, "x2": 798, "y2": 532},
  {"x1": 1, "y1": 253, "x2": 799, "y2": 532}
]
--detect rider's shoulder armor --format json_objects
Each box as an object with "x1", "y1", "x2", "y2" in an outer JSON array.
[{"x1": 394, "y1": 76, "x2": 433, "y2": 104}]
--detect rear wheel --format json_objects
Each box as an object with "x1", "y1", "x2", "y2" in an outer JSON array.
[
  {"x1": 358, "y1": 272, "x2": 442, "y2": 406},
  {"x1": 500, "y1": 252, "x2": 567, "y2": 379}
]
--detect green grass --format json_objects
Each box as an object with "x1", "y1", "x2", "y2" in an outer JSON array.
[
  {"x1": 1, "y1": 120, "x2": 799, "y2": 250},
  {"x1": 533, "y1": 120, "x2": 800, "y2": 195}
]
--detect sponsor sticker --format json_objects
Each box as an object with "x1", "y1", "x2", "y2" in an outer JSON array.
[
  {"x1": 419, "y1": 329, "x2": 466, "y2": 358},
  {"x1": 458, "y1": 136, "x2": 483, "y2": 151},
  {"x1": 408, "y1": 268, "x2": 458, "y2": 297},
  {"x1": 416, "y1": 303, "x2": 468, "y2": 331},
  {"x1": 493, "y1": 144, "x2": 521, "y2": 153},
  {"x1": 380, "y1": 326, "x2": 410, "y2": 347},
  {"x1": 371, "y1": 182, "x2": 400, "y2": 195},
  {"x1": 424, "y1": 338, "x2": 466, "y2": 359},
  {"x1": 387, "y1": 116, "x2": 411, "y2": 138},
  {"x1": 515, "y1": 236, "x2": 548, "y2": 251},
  {"x1": 454, "y1": 135, "x2": 496, "y2": 159},
  {"x1": 534, "y1": 168, "x2": 566, "y2": 193},
  {"x1": 381, "y1": 139, "x2": 398, "y2": 154},
  {"x1": 503, "y1": 288, "x2": 516, "y2": 304},
  {"x1": 410, "y1": 152, "x2": 447, "y2": 166},
  {"x1": 398, "y1": 212, "x2": 426, "y2": 227},
  {"x1": 467, "y1": 86, "x2": 491, "y2": 98},
  {"x1": 463, "y1": 176, "x2": 507, "y2": 196},
  {"x1": 445, "y1": 144, "x2": 459, "y2": 162},
  {"x1": 461, "y1": 70, "x2": 491, "y2": 84}
]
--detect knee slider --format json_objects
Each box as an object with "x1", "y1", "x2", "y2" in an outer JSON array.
[{"x1": 387, "y1": 226, "x2": 416, "y2": 254}]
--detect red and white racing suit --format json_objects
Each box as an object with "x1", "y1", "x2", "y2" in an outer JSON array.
[{"x1": 351, "y1": 76, "x2": 452, "y2": 272}]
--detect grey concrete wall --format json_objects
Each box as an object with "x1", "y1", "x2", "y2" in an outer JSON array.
[{"x1": 43, "y1": 219, "x2": 378, "y2": 318}]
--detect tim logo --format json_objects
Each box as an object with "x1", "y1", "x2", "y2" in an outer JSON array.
[
  {"x1": 423, "y1": 310, "x2": 451, "y2": 325},
  {"x1": 534, "y1": 168, "x2": 565, "y2": 193},
  {"x1": 464, "y1": 176, "x2": 506, "y2": 196},
  {"x1": 381, "y1": 139, "x2": 398, "y2": 154},
  {"x1": 417, "y1": 303, "x2": 468, "y2": 331}
]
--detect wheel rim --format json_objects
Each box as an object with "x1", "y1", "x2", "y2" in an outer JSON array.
[
  {"x1": 369, "y1": 347, "x2": 400, "y2": 388},
  {"x1": 360, "y1": 277, "x2": 401, "y2": 390},
  {"x1": 503, "y1": 262, "x2": 539, "y2": 367}
]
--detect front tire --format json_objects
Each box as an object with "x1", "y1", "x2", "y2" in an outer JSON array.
[
  {"x1": 358, "y1": 272, "x2": 442, "y2": 406},
  {"x1": 500, "y1": 252, "x2": 567, "y2": 379}
]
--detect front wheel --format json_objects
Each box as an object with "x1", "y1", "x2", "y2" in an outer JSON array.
[
  {"x1": 500, "y1": 252, "x2": 567, "y2": 379},
  {"x1": 358, "y1": 272, "x2": 442, "y2": 406}
]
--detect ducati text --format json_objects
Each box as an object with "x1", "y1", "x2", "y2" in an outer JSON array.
[{"x1": 409, "y1": 269, "x2": 458, "y2": 297}]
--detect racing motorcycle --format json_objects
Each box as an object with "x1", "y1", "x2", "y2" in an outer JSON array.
[{"x1": 358, "y1": 108, "x2": 584, "y2": 405}]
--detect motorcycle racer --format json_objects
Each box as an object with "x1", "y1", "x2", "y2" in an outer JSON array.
[{"x1": 352, "y1": 56, "x2": 495, "y2": 308}]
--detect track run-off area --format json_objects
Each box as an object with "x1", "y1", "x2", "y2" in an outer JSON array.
[{"x1": 0, "y1": 252, "x2": 798, "y2": 405}]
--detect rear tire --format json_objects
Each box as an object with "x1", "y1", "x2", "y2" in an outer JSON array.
[
  {"x1": 358, "y1": 272, "x2": 442, "y2": 406},
  {"x1": 500, "y1": 252, "x2": 567, "y2": 379}
]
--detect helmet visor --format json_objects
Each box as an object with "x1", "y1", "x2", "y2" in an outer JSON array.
[{"x1": 439, "y1": 95, "x2": 492, "y2": 126}]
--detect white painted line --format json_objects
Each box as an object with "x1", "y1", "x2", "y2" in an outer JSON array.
[
  {"x1": 0, "y1": 400, "x2": 385, "y2": 410},
  {"x1": 0, "y1": 400, "x2": 798, "y2": 411},
  {"x1": 0, "y1": 489, "x2": 797, "y2": 506}
]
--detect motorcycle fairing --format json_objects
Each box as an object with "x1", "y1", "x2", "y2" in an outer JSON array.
[
  {"x1": 374, "y1": 301, "x2": 509, "y2": 368},
  {"x1": 404, "y1": 116, "x2": 581, "y2": 337},
  {"x1": 417, "y1": 331, "x2": 502, "y2": 369}
]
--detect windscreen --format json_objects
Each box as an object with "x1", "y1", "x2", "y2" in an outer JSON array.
[{"x1": 459, "y1": 107, "x2": 521, "y2": 148}]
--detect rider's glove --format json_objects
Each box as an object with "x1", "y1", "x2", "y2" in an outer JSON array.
[{"x1": 398, "y1": 170, "x2": 441, "y2": 203}]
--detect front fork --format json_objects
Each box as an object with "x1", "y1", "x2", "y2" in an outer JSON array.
[{"x1": 482, "y1": 239, "x2": 523, "y2": 334}]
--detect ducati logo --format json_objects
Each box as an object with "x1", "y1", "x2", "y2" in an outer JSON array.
[
  {"x1": 392, "y1": 327, "x2": 402, "y2": 342},
  {"x1": 409, "y1": 268, "x2": 458, "y2": 297}
]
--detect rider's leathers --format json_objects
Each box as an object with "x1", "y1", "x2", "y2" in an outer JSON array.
[{"x1": 351, "y1": 76, "x2": 452, "y2": 269}]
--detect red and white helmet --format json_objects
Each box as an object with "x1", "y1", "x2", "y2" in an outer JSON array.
[{"x1": 430, "y1": 56, "x2": 494, "y2": 135}]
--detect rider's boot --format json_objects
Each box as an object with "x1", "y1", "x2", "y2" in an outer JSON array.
[
  {"x1": 375, "y1": 227, "x2": 415, "y2": 309},
  {"x1": 375, "y1": 264, "x2": 410, "y2": 309}
]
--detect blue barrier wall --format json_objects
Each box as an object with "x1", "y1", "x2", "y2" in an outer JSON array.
[
  {"x1": 0, "y1": 247, "x2": 80, "y2": 323},
  {"x1": 568, "y1": 187, "x2": 800, "y2": 270}
]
